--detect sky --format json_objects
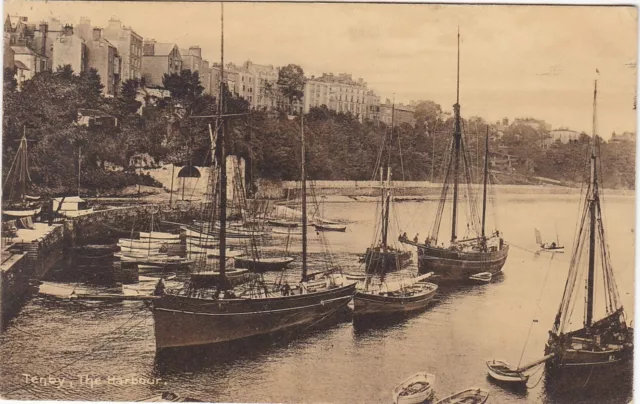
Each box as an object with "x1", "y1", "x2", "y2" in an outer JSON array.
[{"x1": 4, "y1": 1, "x2": 638, "y2": 136}]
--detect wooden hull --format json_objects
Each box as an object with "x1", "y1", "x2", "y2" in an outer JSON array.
[
  {"x1": 234, "y1": 256, "x2": 294, "y2": 272},
  {"x1": 416, "y1": 244, "x2": 509, "y2": 284},
  {"x1": 3, "y1": 206, "x2": 41, "y2": 219},
  {"x1": 140, "y1": 231, "x2": 180, "y2": 240},
  {"x1": 435, "y1": 388, "x2": 489, "y2": 404},
  {"x1": 392, "y1": 372, "x2": 436, "y2": 404},
  {"x1": 267, "y1": 220, "x2": 298, "y2": 228},
  {"x1": 486, "y1": 360, "x2": 528, "y2": 384},
  {"x1": 363, "y1": 248, "x2": 412, "y2": 274},
  {"x1": 314, "y1": 224, "x2": 346, "y2": 232},
  {"x1": 152, "y1": 282, "x2": 357, "y2": 350},
  {"x1": 353, "y1": 283, "x2": 437, "y2": 316},
  {"x1": 544, "y1": 342, "x2": 632, "y2": 370},
  {"x1": 540, "y1": 247, "x2": 564, "y2": 253}
]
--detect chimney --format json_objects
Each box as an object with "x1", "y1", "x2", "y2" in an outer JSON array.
[
  {"x1": 92, "y1": 28, "x2": 101, "y2": 41},
  {"x1": 108, "y1": 18, "x2": 121, "y2": 29},
  {"x1": 39, "y1": 22, "x2": 48, "y2": 56},
  {"x1": 188, "y1": 46, "x2": 201, "y2": 58},
  {"x1": 62, "y1": 24, "x2": 73, "y2": 36}
]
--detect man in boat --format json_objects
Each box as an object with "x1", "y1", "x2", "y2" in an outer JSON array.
[
  {"x1": 153, "y1": 279, "x2": 165, "y2": 296},
  {"x1": 281, "y1": 281, "x2": 291, "y2": 296},
  {"x1": 550, "y1": 242, "x2": 557, "y2": 248},
  {"x1": 414, "y1": 234, "x2": 419, "y2": 243},
  {"x1": 424, "y1": 237, "x2": 431, "y2": 246}
]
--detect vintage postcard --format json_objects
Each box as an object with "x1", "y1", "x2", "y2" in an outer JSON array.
[{"x1": 0, "y1": 2, "x2": 636, "y2": 403}]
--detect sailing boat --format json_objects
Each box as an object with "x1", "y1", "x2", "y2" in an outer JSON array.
[
  {"x1": 400, "y1": 32, "x2": 508, "y2": 284},
  {"x1": 3, "y1": 129, "x2": 42, "y2": 220},
  {"x1": 535, "y1": 228, "x2": 564, "y2": 253},
  {"x1": 151, "y1": 5, "x2": 356, "y2": 351},
  {"x1": 543, "y1": 79, "x2": 633, "y2": 385},
  {"x1": 361, "y1": 103, "x2": 411, "y2": 274},
  {"x1": 353, "y1": 103, "x2": 437, "y2": 317}
]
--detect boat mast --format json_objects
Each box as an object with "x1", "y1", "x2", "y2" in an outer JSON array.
[
  {"x1": 301, "y1": 112, "x2": 308, "y2": 282},
  {"x1": 585, "y1": 79, "x2": 598, "y2": 327},
  {"x1": 451, "y1": 28, "x2": 462, "y2": 243},
  {"x1": 217, "y1": 2, "x2": 228, "y2": 291},
  {"x1": 21, "y1": 126, "x2": 27, "y2": 203},
  {"x1": 481, "y1": 126, "x2": 489, "y2": 240},
  {"x1": 381, "y1": 103, "x2": 395, "y2": 252}
]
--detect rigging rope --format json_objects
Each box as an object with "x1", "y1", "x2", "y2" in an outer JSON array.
[{"x1": 517, "y1": 254, "x2": 556, "y2": 369}]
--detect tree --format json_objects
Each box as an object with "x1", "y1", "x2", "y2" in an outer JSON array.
[
  {"x1": 413, "y1": 100, "x2": 443, "y2": 124},
  {"x1": 277, "y1": 64, "x2": 306, "y2": 112},
  {"x1": 3, "y1": 67, "x2": 17, "y2": 92},
  {"x1": 162, "y1": 69, "x2": 204, "y2": 109}
]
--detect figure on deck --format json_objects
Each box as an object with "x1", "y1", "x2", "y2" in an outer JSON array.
[
  {"x1": 414, "y1": 233, "x2": 419, "y2": 243},
  {"x1": 281, "y1": 281, "x2": 291, "y2": 296},
  {"x1": 153, "y1": 279, "x2": 166, "y2": 296}
]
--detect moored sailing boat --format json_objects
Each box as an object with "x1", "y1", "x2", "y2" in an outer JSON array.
[
  {"x1": 152, "y1": 5, "x2": 355, "y2": 351},
  {"x1": 353, "y1": 273, "x2": 438, "y2": 317},
  {"x1": 362, "y1": 103, "x2": 411, "y2": 274},
  {"x1": 543, "y1": 79, "x2": 633, "y2": 387},
  {"x1": 2, "y1": 129, "x2": 42, "y2": 220},
  {"x1": 400, "y1": 33, "x2": 508, "y2": 284}
]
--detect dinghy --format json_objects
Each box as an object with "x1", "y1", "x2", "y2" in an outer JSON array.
[
  {"x1": 486, "y1": 359, "x2": 529, "y2": 384},
  {"x1": 486, "y1": 355, "x2": 554, "y2": 386},
  {"x1": 313, "y1": 222, "x2": 347, "y2": 232},
  {"x1": 272, "y1": 227, "x2": 303, "y2": 236},
  {"x1": 139, "y1": 231, "x2": 180, "y2": 240},
  {"x1": 392, "y1": 371, "x2": 436, "y2": 404},
  {"x1": 267, "y1": 219, "x2": 299, "y2": 228},
  {"x1": 435, "y1": 387, "x2": 489, "y2": 404},
  {"x1": 234, "y1": 256, "x2": 294, "y2": 272}
]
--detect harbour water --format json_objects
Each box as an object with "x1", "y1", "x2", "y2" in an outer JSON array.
[{"x1": 0, "y1": 193, "x2": 634, "y2": 403}]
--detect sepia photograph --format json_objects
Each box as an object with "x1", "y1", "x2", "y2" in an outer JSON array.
[{"x1": 0, "y1": 1, "x2": 637, "y2": 403}]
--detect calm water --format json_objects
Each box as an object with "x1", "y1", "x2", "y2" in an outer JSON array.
[{"x1": 0, "y1": 193, "x2": 635, "y2": 403}]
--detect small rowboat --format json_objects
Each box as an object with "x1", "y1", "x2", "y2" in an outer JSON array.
[
  {"x1": 469, "y1": 272, "x2": 492, "y2": 284},
  {"x1": 314, "y1": 223, "x2": 347, "y2": 232},
  {"x1": 486, "y1": 359, "x2": 528, "y2": 384},
  {"x1": 139, "y1": 273, "x2": 177, "y2": 281},
  {"x1": 3, "y1": 206, "x2": 41, "y2": 218},
  {"x1": 267, "y1": 219, "x2": 299, "y2": 228},
  {"x1": 185, "y1": 243, "x2": 244, "y2": 258},
  {"x1": 392, "y1": 371, "x2": 436, "y2": 404},
  {"x1": 139, "y1": 231, "x2": 180, "y2": 240},
  {"x1": 117, "y1": 247, "x2": 167, "y2": 257},
  {"x1": 234, "y1": 256, "x2": 294, "y2": 272},
  {"x1": 272, "y1": 227, "x2": 303, "y2": 236},
  {"x1": 344, "y1": 273, "x2": 367, "y2": 282},
  {"x1": 118, "y1": 238, "x2": 170, "y2": 250},
  {"x1": 540, "y1": 245, "x2": 565, "y2": 253},
  {"x1": 435, "y1": 387, "x2": 489, "y2": 404}
]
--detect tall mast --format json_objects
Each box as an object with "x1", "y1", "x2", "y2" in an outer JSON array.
[
  {"x1": 301, "y1": 112, "x2": 308, "y2": 282},
  {"x1": 381, "y1": 102, "x2": 395, "y2": 251},
  {"x1": 21, "y1": 127, "x2": 27, "y2": 203},
  {"x1": 481, "y1": 126, "x2": 489, "y2": 240},
  {"x1": 585, "y1": 79, "x2": 598, "y2": 327},
  {"x1": 217, "y1": 2, "x2": 228, "y2": 289},
  {"x1": 451, "y1": 28, "x2": 462, "y2": 243}
]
